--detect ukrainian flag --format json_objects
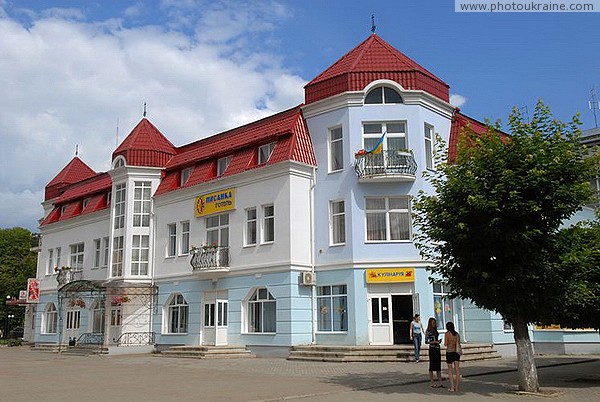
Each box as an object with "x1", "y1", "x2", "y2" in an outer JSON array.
[{"x1": 367, "y1": 131, "x2": 386, "y2": 154}]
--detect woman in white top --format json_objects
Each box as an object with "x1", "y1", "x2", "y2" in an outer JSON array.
[{"x1": 409, "y1": 314, "x2": 425, "y2": 362}]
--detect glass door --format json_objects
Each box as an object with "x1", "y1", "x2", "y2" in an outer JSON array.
[{"x1": 109, "y1": 307, "x2": 122, "y2": 344}]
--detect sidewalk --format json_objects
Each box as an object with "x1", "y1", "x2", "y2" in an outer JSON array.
[{"x1": 1, "y1": 346, "x2": 598, "y2": 401}]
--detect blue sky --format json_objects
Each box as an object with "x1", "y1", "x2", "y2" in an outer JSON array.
[{"x1": 1, "y1": 0, "x2": 599, "y2": 231}]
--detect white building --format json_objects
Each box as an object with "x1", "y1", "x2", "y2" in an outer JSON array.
[{"x1": 29, "y1": 34, "x2": 599, "y2": 356}]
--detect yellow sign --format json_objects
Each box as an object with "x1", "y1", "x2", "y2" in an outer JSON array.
[
  {"x1": 194, "y1": 188, "x2": 235, "y2": 217},
  {"x1": 366, "y1": 268, "x2": 415, "y2": 283}
]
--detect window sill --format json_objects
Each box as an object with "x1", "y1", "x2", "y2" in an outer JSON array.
[
  {"x1": 329, "y1": 243, "x2": 345, "y2": 248},
  {"x1": 161, "y1": 333, "x2": 189, "y2": 336},
  {"x1": 165, "y1": 256, "x2": 176, "y2": 260},
  {"x1": 365, "y1": 240, "x2": 412, "y2": 244},
  {"x1": 178, "y1": 253, "x2": 189, "y2": 257},
  {"x1": 316, "y1": 331, "x2": 348, "y2": 334},
  {"x1": 243, "y1": 243, "x2": 257, "y2": 248},
  {"x1": 242, "y1": 332, "x2": 276, "y2": 335},
  {"x1": 328, "y1": 169, "x2": 343, "y2": 174},
  {"x1": 260, "y1": 241, "x2": 274, "y2": 246}
]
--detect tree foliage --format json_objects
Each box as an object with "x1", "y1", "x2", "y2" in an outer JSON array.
[
  {"x1": 414, "y1": 101, "x2": 598, "y2": 326},
  {"x1": 0, "y1": 227, "x2": 38, "y2": 326}
]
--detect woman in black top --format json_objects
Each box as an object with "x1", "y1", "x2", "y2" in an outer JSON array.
[{"x1": 425, "y1": 317, "x2": 444, "y2": 388}]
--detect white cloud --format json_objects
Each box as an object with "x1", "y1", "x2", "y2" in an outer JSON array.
[
  {"x1": 450, "y1": 94, "x2": 467, "y2": 108},
  {"x1": 0, "y1": 2, "x2": 305, "y2": 232}
]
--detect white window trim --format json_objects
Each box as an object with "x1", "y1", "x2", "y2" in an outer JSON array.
[
  {"x1": 181, "y1": 167, "x2": 193, "y2": 186},
  {"x1": 42, "y1": 303, "x2": 58, "y2": 334},
  {"x1": 167, "y1": 223, "x2": 177, "y2": 258},
  {"x1": 179, "y1": 221, "x2": 190, "y2": 256},
  {"x1": 46, "y1": 249, "x2": 54, "y2": 276},
  {"x1": 164, "y1": 293, "x2": 189, "y2": 334},
  {"x1": 217, "y1": 156, "x2": 231, "y2": 177},
  {"x1": 364, "y1": 196, "x2": 412, "y2": 243},
  {"x1": 258, "y1": 142, "x2": 276, "y2": 164},
  {"x1": 261, "y1": 204, "x2": 275, "y2": 244},
  {"x1": 243, "y1": 287, "x2": 277, "y2": 334},
  {"x1": 362, "y1": 121, "x2": 408, "y2": 152},
  {"x1": 328, "y1": 126, "x2": 343, "y2": 173},
  {"x1": 329, "y1": 199, "x2": 346, "y2": 246},
  {"x1": 244, "y1": 207, "x2": 258, "y2": 247},
  {"x1": 424, "y1": 123, "x2": 435, "y2": 171},
  {"x1": 92, "y1": 238, "x2": 101, "y2": 269}
]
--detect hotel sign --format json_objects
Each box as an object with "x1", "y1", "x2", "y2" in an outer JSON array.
[
  {"x1": 366, "y1": 268, "x2": 415, "y2": 283},
  {"x1": 194, "y1": 188, "x2": 235, "y2": 217}
]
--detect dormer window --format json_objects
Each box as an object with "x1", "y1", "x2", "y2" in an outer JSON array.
[
  {"x1": 113, "y1": 157, "x2": 125, "y2": 168},
  {"x1": 217, "y1": 156, "x2": 231, "y2": 177},
  {"x1": 106, "y1": 191, "x2": 112, "y2": 206},
  {"x1": 60, "y1": 205, "x2": 67, "y2": 215},
  {"x1": 258, "y1": 143, "x2": 276, "y2": 164},
  {"x1": 82, "y1": 198, "x2": 90, "y2": 209},
  {"x1": 365, "y1": 86, "x2": 403, "y2": 104},
  {"x1": 181, "y1": 167, "x2": 193, "y2": 186}
]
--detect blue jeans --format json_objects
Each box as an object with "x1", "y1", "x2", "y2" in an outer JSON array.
[{"x1": 413, "y1": 333, "x2": 422, "y2": 361}]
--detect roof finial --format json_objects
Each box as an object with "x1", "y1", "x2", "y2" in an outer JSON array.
[
  {"x1": 75, "y1": 144, "x2": 79, "y2": 156},
  {"x1": 143, "y1": 102, "x2": 147, "y2": 118},
  {"x1": 371, "y1": 14, "x2": 376, "y2": 34}
]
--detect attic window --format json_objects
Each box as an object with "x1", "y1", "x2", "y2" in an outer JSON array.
[
  {"x1": 217, "y1": 156, "x2": 231, "y2": 177},
  {"x1": 60, "y1": 205, "x2": 67, "y2": 215},
  {"x1": 114, "y1": 158, "x2": 125, "y2": 168},
  {"x1": 82, "y1": 198, "x2": 90, "y2": 209},
  {"x1": 181, "y1": 167, "x2": 193, "y2": 186},
  {"x1": 106, "y1": 191, "x2": 112, "y2": 206},
  {"x1": 365, "y1": 86, "x2": 403, "y2": 104},
  {"x1": 258, "y1": 143, "x2": 276, "y2": 164}
]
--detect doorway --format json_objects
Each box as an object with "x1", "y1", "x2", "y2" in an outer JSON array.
[
  {"x1": 392, "y1": 295, "x2": 413, "y2": 344},
  {"x1": 202, "y1": 291, "x2": 228, "y2": 346}
]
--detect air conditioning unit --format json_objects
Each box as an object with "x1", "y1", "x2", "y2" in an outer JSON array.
[{"x1": 300, "y1": 272, "x2": 316, "y2": 286}]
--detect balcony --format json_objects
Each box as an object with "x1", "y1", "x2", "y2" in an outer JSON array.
[
  {"x1": 56, "y1": 268, "x2": 84, "y2": 287},
  {"x1": 190, "y1": 246, "x2": 230, "y2": 273},
  {"x1": 354, "y1": 150, "x2": 417, "y2": 182}
]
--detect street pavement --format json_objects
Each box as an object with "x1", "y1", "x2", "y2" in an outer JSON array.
[{"x1": 0, "y1": 346, "x2": 599, "y2": 401}]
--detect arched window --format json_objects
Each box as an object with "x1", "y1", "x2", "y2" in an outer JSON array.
[
  {"x1": 43, "y1": 303, "x2": 58, "y2": 334},
  {"x1": 113, "y1": 156, "x2": 126, "y2": 169},
  {"x1": 247, "y1": 288, "x2": 276, "y2": 333},
  {"x1": 167, "y1": 293, "x2": 188, "y2": 334},
  {"x1": 365, "y1": 86, "x2": 403, "y2": 104}
]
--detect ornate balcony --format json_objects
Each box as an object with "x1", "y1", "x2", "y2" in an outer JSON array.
[
  {"x1": 190, "y1": 246, "x2": 230, "y2": 272},
  {"x1": 354, "y1": 150, "x2": 417, "y2": 182},
  {"x1": 56, "y1": 268, "x2": 84, "y2": 287}
]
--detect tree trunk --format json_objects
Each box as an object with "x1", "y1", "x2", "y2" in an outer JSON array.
[{"x1": 512, "y1": 317, "x2": 539, "y2": 392}]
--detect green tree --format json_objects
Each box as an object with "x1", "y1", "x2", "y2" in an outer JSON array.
[
  {"x1": 0, "y1": 227, "x2": 38, "y2": 332},
  {"x1": 414, "y1": 101, "x2": 600, "y2": 392}
]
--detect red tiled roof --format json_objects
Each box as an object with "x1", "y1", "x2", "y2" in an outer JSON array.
[
  {"x1": 449, "y1": 110, "x2": 508, "y2": 161},
  {"x1": 155, "y1": 105, "x2": 316, "y2": 196},
  {"x1": 45, "y1": 157, "x2": 96, "y2": 200},
  {"x1": 56, "y1": 173, "x2": 112, "y2": 203},
  {"x1": 112, "y1": 118, "x2": 176, "y2": 167},
  {"x1": 305, "y1": 34, "x2": 449, "y2": 104}
]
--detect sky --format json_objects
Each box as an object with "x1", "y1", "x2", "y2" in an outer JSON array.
[{"x1": 1, "y1": 0, "x2": 599, "y2": 232}]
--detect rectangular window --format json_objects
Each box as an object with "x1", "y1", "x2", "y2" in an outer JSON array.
[
  {"x1": 363, "y1": 121, "x2": 407, "y2": 152},
  {"x1": 66, "y1": 310, "x2": 80, "y2": 330},
  {"x1": 111, "y1": 236, "x2": 124, "y2": 277},
  {"x1": 204, "y1": 303, "x2": 215, "y2": 327},
  {"x1": 365, "y1": 196, "x2": 411, "y2": 241},
  {"x1": 101, "y1": 237, "x2": 109, "y2": 268},
  {"x1": 131, "y1": 235, "x2": 149, "y2": 275},
  {"x1": 93, "y1": 239, "x2": 101, "y2": 269},
  {"x1": 167, "y1": 224, "x2": 177, "y2": 257},
  {"x1": 329, "y1": 126, "x2": 343, "y2": 172},
  {"x1": 245, "y1": 208, "x2": 257, "y2": 246},
  {"x1": 47, "y1": 249, "x2": 54, "y2": 275},
  {"x1": 206, "y1": 214, "x2": 229, "y2": 247},
  {"x1": 258, "y1": 142, "x2": 276, "y2": 164},
  {"x1": 133, "y1": 181, "x2": 151, "y2": 227},
  {"x1": 262, "y1": 205, "x2": 274, "y2": 243},
  {"x1": 433, "y1": 283, "x2": 453, "y2": 331},
  {"x1": 114, "y1": 183, "x2": 126, "y2": 229},
  {"x1": 330, "y1": 200, "x2": 345, "y2": 245},
  {"x1": 424, "y1": 124, "x2": 434, "y2": 170},
  {"x1": 217, "y1": 156, "x2": 231, "y2": 176},
  {"x1": 55, "y1": 247, "x2": 61, "y2": 270},
  {"x1": 181, "y1": 167, "x2": 192, "y2": 186},
  {"x1": 180, "y1": 221, "x2": 190, "y2": 255},
  {"x1": 371, "y1": 297, "x2": 390, "y2": 324},
  {"x1": 317, "y1": 285, "x2": 348, "y2": 332},
  {"x1": 69, "y1": 243, "x2": 84, "y2": 270},
  {"x1": 82, "y1": 198, "x2": 90, "y2": 210}
]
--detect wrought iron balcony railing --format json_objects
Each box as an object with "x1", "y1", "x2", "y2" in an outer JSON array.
[
  {"x1": 56, "y1": 268, "x2": 84, "y2": 287},
  {"x1": 354, "y1": 150, "x2": 418, "y2": 182},
  {"x1": 190, "y1": 246, "x2": 230, "y2": 272}
]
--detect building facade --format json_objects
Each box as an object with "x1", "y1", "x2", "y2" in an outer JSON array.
[{"x1": 29, "y1": 34, "x2": 599, "y2": 356}]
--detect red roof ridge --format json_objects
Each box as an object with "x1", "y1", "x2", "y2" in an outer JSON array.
[
  {"x1": 112, "y1": 118, "x2": 176, "y2": 167},
  {"x1": 47, "y1": 157, "x2": 96, "y2": 187}
]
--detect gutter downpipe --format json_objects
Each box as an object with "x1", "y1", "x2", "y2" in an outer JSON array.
[
  {"x1": 460, "y1": 299, "x2": 467, "y2": 342},
  {"x1": 310, "y1": 166, "x2": 317, "y2": 345}
]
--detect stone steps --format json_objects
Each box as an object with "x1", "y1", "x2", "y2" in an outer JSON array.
[
  {"x1": 31, "y1": 343, "x2": 60, "y2": 353},
  {"x1": 288, "y1": 343, "x2": 501, "y2": 362},
  {"x1": 160, "y1": 345, "x2": 255, "y2": 359},
  {"x1": 61, "y1": 344, "x2": 109, "y2": 356}
]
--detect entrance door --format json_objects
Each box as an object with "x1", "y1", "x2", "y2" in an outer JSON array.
[
  {"x1": 369, "y1": 295, "x2": 392, "y2": 345},
  {"x1": 202, "y1": 292, "x2": 228, "y2": 346},
  {"x1": 65, "y1": 308, "x2": 81, "y2": 342},
  {"x1": 392, "y1": 295, "x2": 413, "y2": 344},
  {"x1": 91, "y1": 302, "x2": 105, "y2": 334},
  {"x1": 109, "y1": 307, "x2": 122, "y2": 344}
]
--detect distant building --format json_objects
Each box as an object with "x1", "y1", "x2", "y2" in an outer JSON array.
[{"x1": 27, "y1": 34, "x2": 598, "y2": 357}]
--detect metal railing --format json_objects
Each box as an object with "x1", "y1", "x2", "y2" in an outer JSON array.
[
  {"x1": 190, "y1": 246, "x2": 230, "y2": 271},
  {"x1": 56, "y1": 269, "x2": 84, "y2": 286},
  {"x1": 354, "y1": 150, "x2": 418, "y2": 180},
  {"x1": 115, "y1": 332, "x2": 155, "y2": 346},
  {"x1": 76, "y1": 332, "x2": 104, "y2": 345}
]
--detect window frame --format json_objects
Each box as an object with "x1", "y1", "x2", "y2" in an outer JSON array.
[
  {"x1": 217, "y1": 156, "x2": 231, "y2": 177},
  {"x1": 261, "y1": 204, "x2": 274, "y2": 244},
  {"x1": 46, "y1": 249, "x2": 54, "y2": 275},
  {"x1": 69, "y1": 243, "x2": 85, "y2": 270},
  {"x1": 246, "y1": 287, "x2": 276, "y2": 334},
  {"x1": 93, "y1": 238, "x2": 101, "y2": 269},
  {"x1": 364, "y1": 196, "x2": 412, "y2": 242},
  {"x1": 362, "y1": 121, "x2": 408, "y2": 153},
  {"x1": 167, "y1": 223, "x2": 177, "y2": 257},
  {"x1": 424, "y1": 123, "x2": 435, "y2": 170},
  {"x1": 316, "y1": 285, "x2": 348, "y2": 332},
  {"x1": 180, "y1": 167, "x2": 193, "y2": 186},
  {"x1": 101, "y1": 237, "x2": 109, "y2": 268},
  {"x1": 131, "y1": 234, "x2": 149, "y2": 276},
  {"x1": 364, "y1": 85, "x2": 403, "y2": 104},
  {"x1": 167, "y1": 293, "x2": 189, "y2": 334},
  {"x1": 111, "y1": 236, "x2": 124, "y2": 277},
  {"x1": 329, "y1": 200, "x2": 346, "y2": 246},
  {"x1": 133, "y1": 181, "x2": 151, "y2": 227},
  {"x1": 114, "y1": 183, "x2": 126, "y2": 229},
  {"x1": 54, "y1": 247, "x2": 61, "y2": 273},
  {"x1": 180, "y1": 221, "x2": 190, "y2": 255},
  {"x1": 206, "y1": 213, "x2": 229, "y2": 247},
  {"x1": 328, "y1": 126, "x2": 344, "y2": 173},
  {"x1": 432, "y1": 283, "x2": 454, "y2": 331},
  {"x1": 244, "y1": 207, "x2": 257, "y2": 246},
  {"x1": 258, "y1": 142, "x2": 276, "y2": 164},
  {"x1": 42, "y1": 303, "x2": 58, "y2": 334}
]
